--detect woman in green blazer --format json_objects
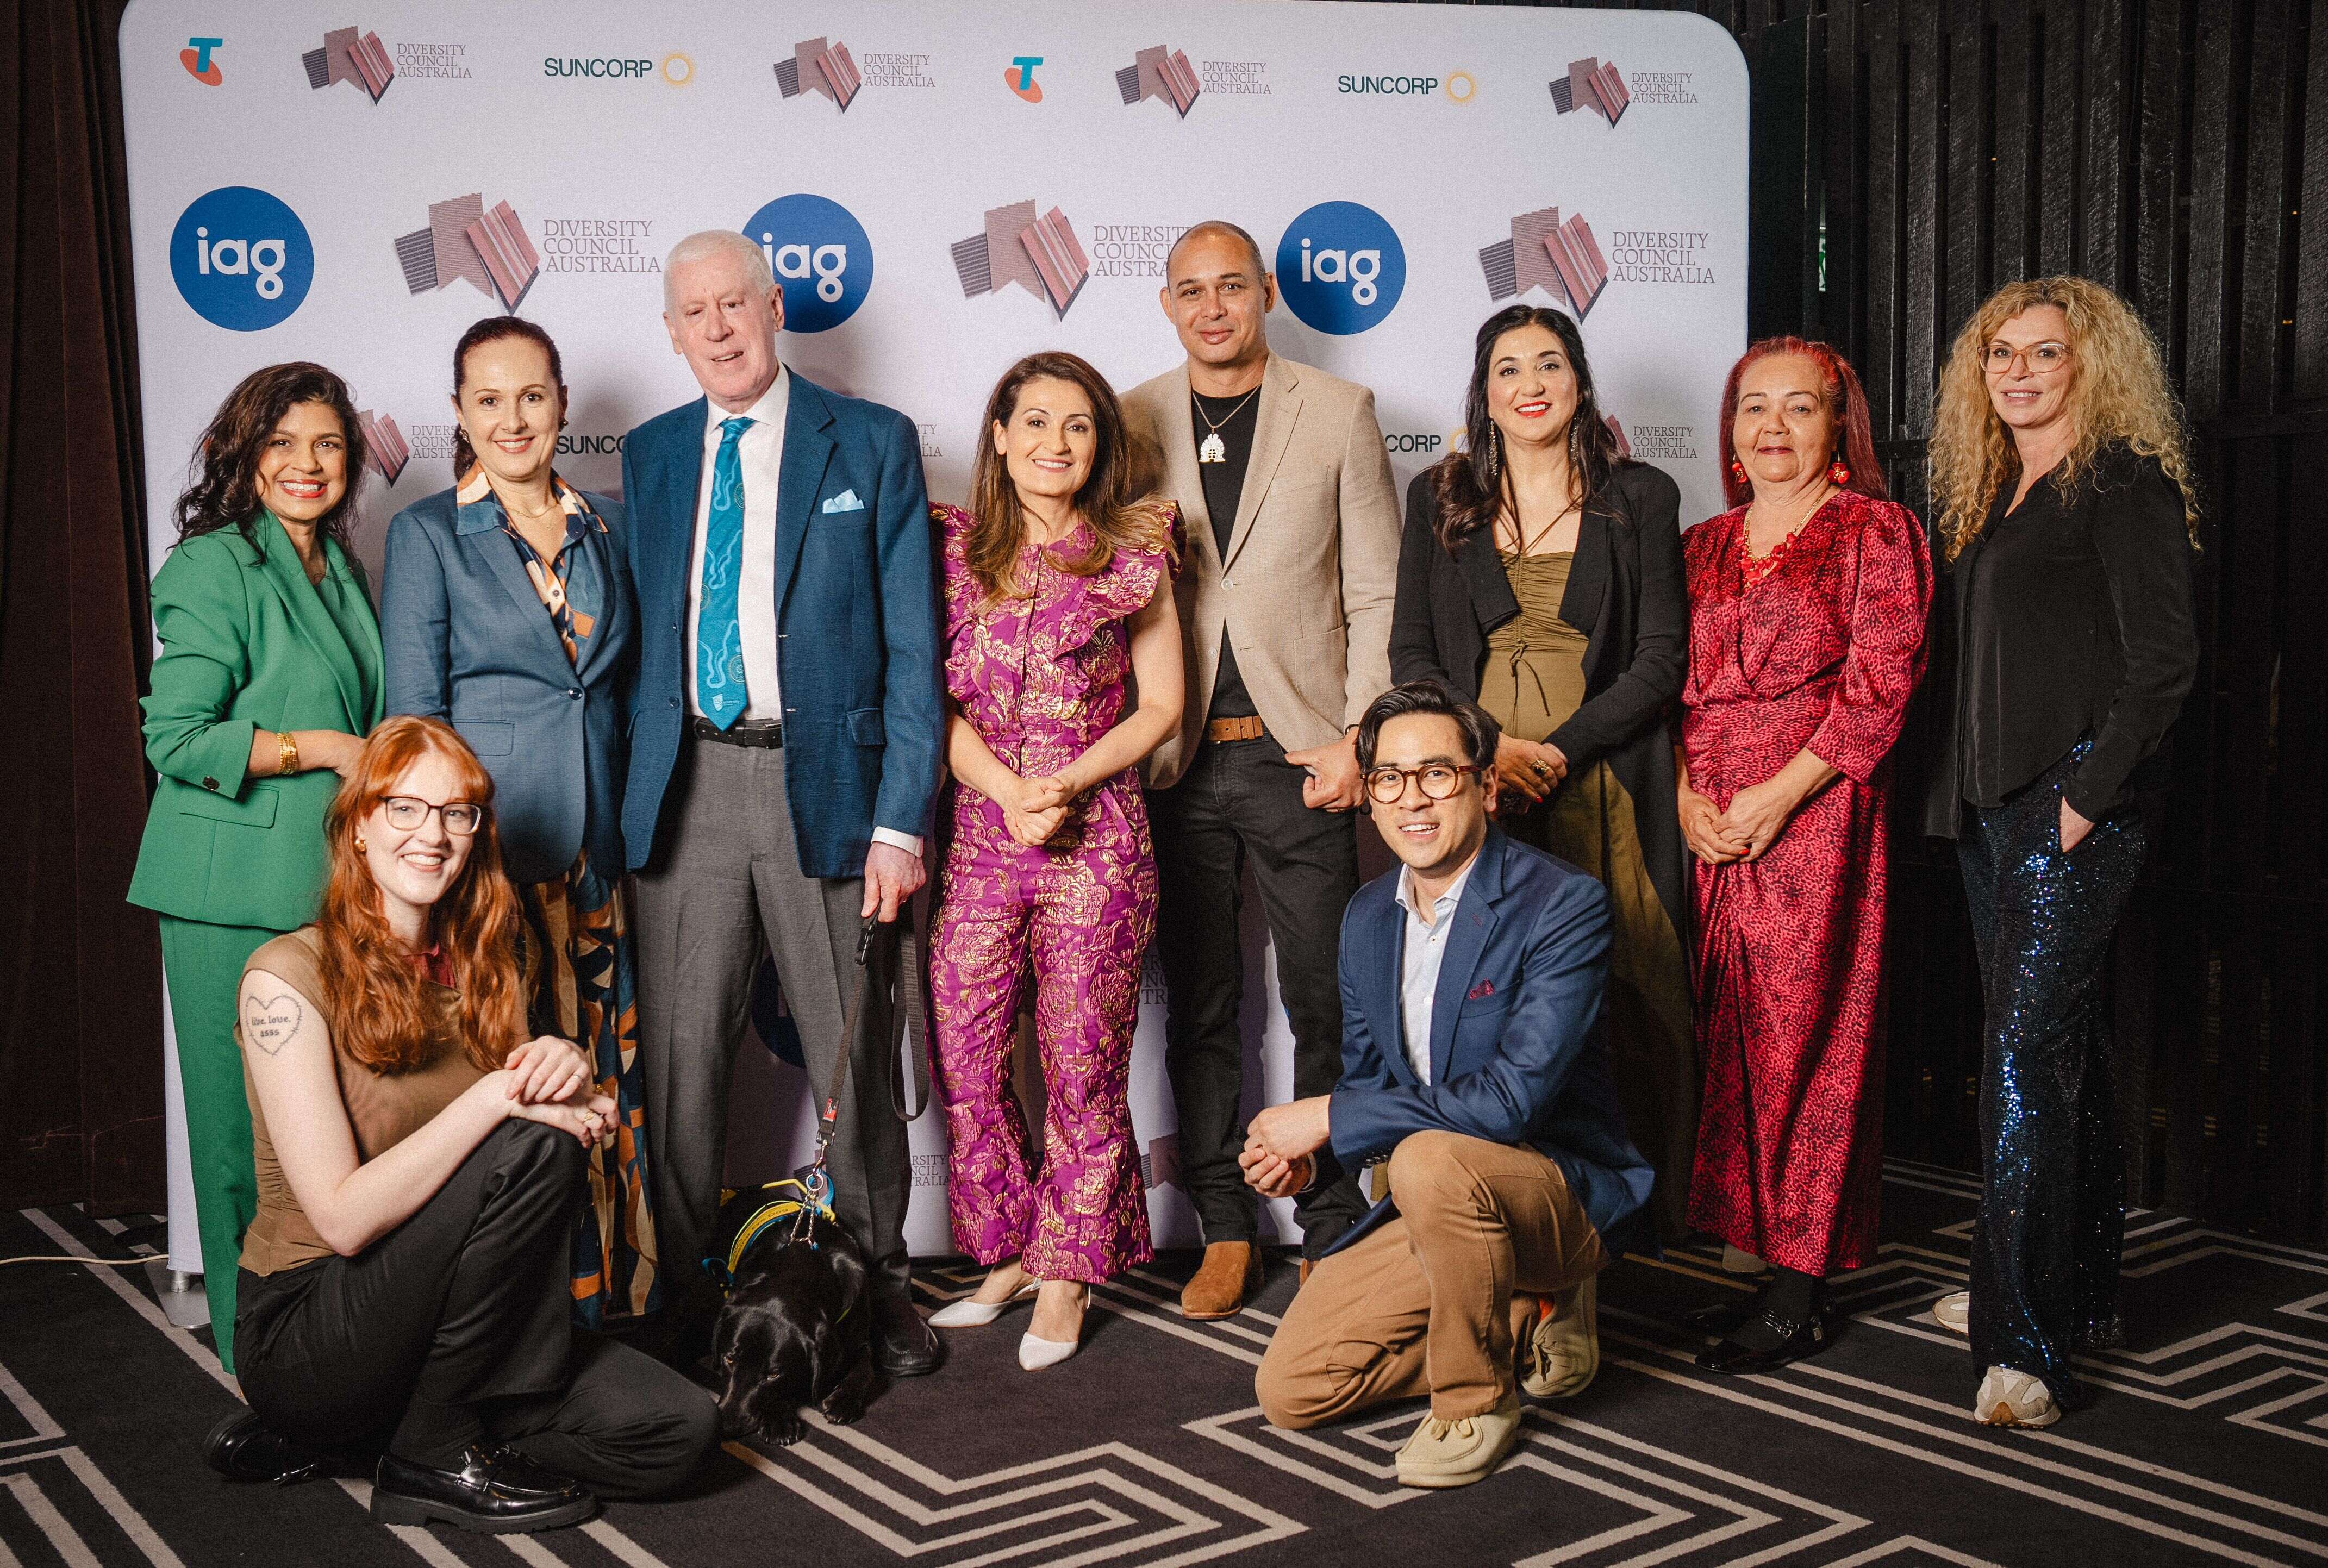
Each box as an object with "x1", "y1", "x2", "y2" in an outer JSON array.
[{"x1": 128, "y1": 364, "x2": 385, "y2": 1370}]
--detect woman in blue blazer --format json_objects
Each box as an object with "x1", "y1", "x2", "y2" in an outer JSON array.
[{"x1": 380, "y1": 316, "x2": 654, "y2": 1326}]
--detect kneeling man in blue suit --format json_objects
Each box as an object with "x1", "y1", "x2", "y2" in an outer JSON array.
[{"x1": 1243, "y1": 679, "x2": 1653, "y2": 1488}]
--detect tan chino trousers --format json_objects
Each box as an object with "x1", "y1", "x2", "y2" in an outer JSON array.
[{"x1": 1256, "y1": 1130, "x2": 1606, "y2": 1424}]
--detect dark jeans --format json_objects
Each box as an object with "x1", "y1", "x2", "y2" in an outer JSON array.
[
  {"x1": 1959, "y1": 742, "x2": 2149, "y2": 1399},
  {"x1": 236, "y1": 1120, "x2": 715, "y2": 1499},
  {"x1": 1147, "y1": 734, "x2": 1366, "y2": 1256}
]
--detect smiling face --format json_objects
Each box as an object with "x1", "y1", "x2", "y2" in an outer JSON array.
[
  {"x1": 1162, "y1": 227, "x2": 1275, "y2": 376},
  {"x1": 253, "y1": 399, "x2": 349, "y2": 524},
  {"x1": 1369, "y1": 712, "x2": 1493, "y2": 880},
  {"x1": 664, "y1": 245, "x2": 786, "y2": 413},
  {"x1": 360, "y1": 749, "x2": 477, "y2": 929},
  {"x1": 453, "y1": 335, "x2": 564, "y2": 489},
  {"x1": 1983, "y1": 303, "x2": 2077, "y2": 438},
  {"x1": 1484, "y1": 323, "x2": 1581, "y2": 454},
  {"x1": 992, "y1": 376, "x2": 1097, "y2": 518},
  {"x1": 1731, "y1": 353, "x2": 1840, "y2": 492}
]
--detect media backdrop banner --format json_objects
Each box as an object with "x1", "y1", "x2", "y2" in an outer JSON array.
[{"x1": 121, "y1": 0, "x2": 1745, "y2": 1256}]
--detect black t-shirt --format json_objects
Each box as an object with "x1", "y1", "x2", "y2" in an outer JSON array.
[{"x1": 1191, "y1": 389, "x2": 1262, "y2": 721}]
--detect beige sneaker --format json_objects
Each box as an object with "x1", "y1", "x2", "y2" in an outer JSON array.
[
  {"x1": 1394, "y1": 1392, "x2": 1523, "y2": 1488},
  {"x1": 1972, "y1": 1366, "x2": 2059, "y2": 1428},
  {"x1": 1932, "y1": 1290, "x2": 1971, "y2": 1334},
  {"x1": 1520, "y1": 1272, "x2": 1599, "y2": 1398}
]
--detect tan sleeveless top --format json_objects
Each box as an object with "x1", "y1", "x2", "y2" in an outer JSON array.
[
  {"x1": 236, "y1": 928, "x2": 485, "y2": 1275},
  {"x1": 1478, "y1": 551, "x2": 1591, "y2": 744}
]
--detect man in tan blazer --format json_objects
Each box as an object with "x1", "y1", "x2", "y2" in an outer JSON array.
[{"x1": 1124, "y1": 220, "x2": 1401, "y2": 1318}]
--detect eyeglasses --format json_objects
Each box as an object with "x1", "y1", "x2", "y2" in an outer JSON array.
[
  {"x1": 380, "y1": 796, "x2": 484, "y2": 835},
  {"x1": 1982, "y1": 341, "x2": 2071, "y2": 375},
  {"x1": 1364, "y1": 764, "x2": 1481, "y2": 805}
]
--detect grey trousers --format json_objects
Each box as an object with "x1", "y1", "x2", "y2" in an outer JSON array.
[{"x1": 633, "y1": 739, "x2": 909, "y2": 1309}]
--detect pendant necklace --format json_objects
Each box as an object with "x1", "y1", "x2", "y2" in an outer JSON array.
[{"x1": 1195, "y1": 385, "x2": 1261, "y2": 464}]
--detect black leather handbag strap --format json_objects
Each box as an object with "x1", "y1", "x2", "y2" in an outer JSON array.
[{"x1": 804, "y1": 896, "x2": 933, "y2": 1194}]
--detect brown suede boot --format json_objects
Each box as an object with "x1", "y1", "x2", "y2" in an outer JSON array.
[{"x1": 1181, "y1": 1241, "x2": 1263, "y2": 1320}]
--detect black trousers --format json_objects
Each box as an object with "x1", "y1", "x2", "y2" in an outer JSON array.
[
  {"x1": 236, "y1": 1120, "x2": 716, "y2": 1500},
  {"x1": 1146, "y1": 734, "x2": 1366, "y2": 1255},
  {"x1": 1959, "y1": 741, "x2": 2149, "y2": 1399}
]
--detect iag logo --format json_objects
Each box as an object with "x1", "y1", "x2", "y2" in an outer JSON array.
[
  {"x1": 180, "y1": 37, "x2": 223, "y2": 85},
  {"x1": 1275, "y1": 201, "x2": 1405, "y2": 335},
  {"x1": 742, "y1": 194, "x2": 872, "y2": 333},
  {"x1": 170, "y1": 187, "x2": 314, "y2": 332},
  {"x1": 1004, "y1": 55, "x2": 1043, "y2": 102}
]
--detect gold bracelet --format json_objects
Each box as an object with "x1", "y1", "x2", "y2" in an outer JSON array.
[{"x1": 277, "y1": 732, "x2": 300, "y2": 776}]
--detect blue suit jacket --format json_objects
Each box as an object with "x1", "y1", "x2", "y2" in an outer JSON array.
[
  {"x1": 1326, "y1": 826, "x2": 1656, "y2": 1259},
  {"x1": 619, "y1": 375, "x2": 942, "y2": 878},
  {"x1": 380, "y1": 485, "x2": 634, "y2": 888}
]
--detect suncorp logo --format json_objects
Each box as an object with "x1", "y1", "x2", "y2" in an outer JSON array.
[
  {"x1": 742, "y1": 195, "x2": 872, "y2": 333},
  {"x1": 1275, "y1": 201, "x2": 1405, "y2": 335},
  {"x1": 545, "y1": 54, "x2": 693, "y2": 84},
  {"x1": 170, "y1": 187, "x2": 313, "y2": 331},
  {"x1": 1339, "y1": 70, "x2": 1474, "y2": 102}
]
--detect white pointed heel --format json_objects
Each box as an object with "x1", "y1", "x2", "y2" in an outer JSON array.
[
  {"x1": 929, "y1": 1279, "x2": 1039, "y2": 1328},
  {"x1": 1018, "y1": 1330, "x2": 1080, "y2": 1371},
  {"x1": 1017, "y1": 1285, "x2": 1088, "y2": 1370}
]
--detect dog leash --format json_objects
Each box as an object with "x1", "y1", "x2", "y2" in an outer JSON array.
[{"x1": 791, "y1": 899, "x2": 933, "y2": 1241}]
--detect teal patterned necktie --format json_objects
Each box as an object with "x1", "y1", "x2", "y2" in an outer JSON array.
[{"x1": 696, "y1": 415, "x2": 754, "y2": 729}]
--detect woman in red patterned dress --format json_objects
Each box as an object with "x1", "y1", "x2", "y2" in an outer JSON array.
[{"x1": 1676, "y1": 340, "x2": 1933, "y2": 1373}]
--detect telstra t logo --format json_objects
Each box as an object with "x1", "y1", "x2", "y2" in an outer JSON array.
[
  {"x1": 181, "y1": 37, "x2": 223, "y2": 85},
  {"x1": 1004, "y1": 56, "x2": 1043, "y2": 102}
]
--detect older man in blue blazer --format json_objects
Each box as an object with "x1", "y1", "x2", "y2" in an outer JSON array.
[
  {"x1": 1241, "y1": 679, "x2": 1652, "y2": 1489},
  {"x1": 621, "y1": 229, "x2": 944, "y2": 1376}
]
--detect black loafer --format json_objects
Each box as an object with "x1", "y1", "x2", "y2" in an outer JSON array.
[
  {"x1": 371, "y1": 1444, "x2": 597, "y2": 1534},
  {"x1": 872, "y1": 1291, "x2": 945, "y2": 1378},
  {"x1": 1682, "y1": 1298, "x2": 1758, "y2": 1336},
  {"x1": 1695, "y1": 1310, "x2": 1831, "y2": 1375},
  {"x1": 203, "y1": 1410, "x2": 328, "y2": 1486}
]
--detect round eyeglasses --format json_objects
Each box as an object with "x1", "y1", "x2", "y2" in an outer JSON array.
[
  {"x1": 1364, "y1": 764, "x2": 1481, "y2": 805},
  {"x1": 380, "y1": 796, "x2": 484, "y2": 836}
]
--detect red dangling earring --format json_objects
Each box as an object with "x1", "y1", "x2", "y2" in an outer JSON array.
[
  {"x1": 1728, "y1": 458, "x2": 1749, "y2": 485},
  {"x1": 1827, "y1": 457, "x2": 1852, "y2": 486}
]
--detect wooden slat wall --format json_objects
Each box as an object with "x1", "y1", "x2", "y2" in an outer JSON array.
[{"x1": 1377, "y1": 0, "x2": 2327, "y2": 1243}]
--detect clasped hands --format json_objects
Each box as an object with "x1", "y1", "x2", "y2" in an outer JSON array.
[
  {"x1": 1679, "y1": 774, "x2": 1802, "y2": 865},
  {"x1": 999, "y1": 771, "x2": 1081, "y2": 847},
  {"x1": 501, "y1": 1035, "x2": 615, "y2": 1149},
  {"x1": 1237, "y1": 1096, "x2": 1332, "y2": 1201},
  {"x1": 1494, "y1": 735, "x2": 1569, "y2": 807}
]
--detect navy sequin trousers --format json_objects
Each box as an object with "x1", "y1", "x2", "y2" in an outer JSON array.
[{"x1": 1959, "y1": 741, "x2": 2148, "y2": 1399}]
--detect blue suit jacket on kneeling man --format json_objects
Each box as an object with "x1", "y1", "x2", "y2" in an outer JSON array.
[
  {"x1": 1325, "y1": 826, "x2": 1657, "y2": 1260},
  {"x1": 618, "y1": 372, "x2": 943, "y2": 879}
]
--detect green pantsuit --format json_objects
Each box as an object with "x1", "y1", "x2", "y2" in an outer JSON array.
[{"x1": 129, "y1": 513, "x2": 382, "y2": 1371}]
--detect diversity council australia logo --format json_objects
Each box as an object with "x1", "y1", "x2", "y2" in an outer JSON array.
[
  {"x1": 170, "y1": 187, "x2": 314, "y2": 332},
  {"x1": 1275, "y1": 201, "x2": 1405, "y2": 335},
  {"x1": 743, "y1": 195, "x2": 873, "y2": 333}
]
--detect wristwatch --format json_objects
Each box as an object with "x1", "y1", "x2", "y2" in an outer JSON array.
[{"x1": 277, "y1": 732, "x2": 300, "y2": 777}]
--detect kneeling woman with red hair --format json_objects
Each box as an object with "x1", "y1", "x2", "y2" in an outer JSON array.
[
  {"x1": 208, "y1": 716, "x2": 713, "y2": 1533},
  {"x1": 1675, "y1": 340, "x2": 1933, "y2": 1372}
]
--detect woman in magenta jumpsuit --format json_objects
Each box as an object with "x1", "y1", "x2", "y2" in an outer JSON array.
[{"x1": 924, "y1": 352, "x2": 1184, "y2": 1371}]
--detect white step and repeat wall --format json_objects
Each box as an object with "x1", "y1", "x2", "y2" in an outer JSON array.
[{"x1": 123, "y1": 1, "x2": 1744, "y2": 1259}]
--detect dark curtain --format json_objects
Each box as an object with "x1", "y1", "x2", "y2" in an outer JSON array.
[{"x1": 0, "y1": 0, "x2": 164, "y2": 1213}]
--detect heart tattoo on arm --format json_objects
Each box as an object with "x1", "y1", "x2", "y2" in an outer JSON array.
[{"x1": 243, "y1": 994, "x2": 304, "y2": 1055}]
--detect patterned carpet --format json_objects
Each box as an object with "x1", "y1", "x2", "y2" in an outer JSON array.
[{"x1": 4, "y1": 1159, "x2": 2325, "y2": 1567}]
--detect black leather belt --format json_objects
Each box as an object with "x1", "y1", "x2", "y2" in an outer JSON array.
[{"x1": 689, "y1": 716, "x2": 784, "y2": 748}]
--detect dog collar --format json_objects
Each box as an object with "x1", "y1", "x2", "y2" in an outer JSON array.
[{"x1": 716, "y1": 1179, "x2": 834, "y2": 1284}]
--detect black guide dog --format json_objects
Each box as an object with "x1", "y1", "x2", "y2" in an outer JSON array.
[{"x1": 708, "y1": 1185, "x2": 876, "y2": 1445}]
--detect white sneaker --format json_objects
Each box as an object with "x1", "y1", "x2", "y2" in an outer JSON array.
[
  {"x1": 929, "y1": 1278, "x2": 1039, "y2": 1328},
  {"x1": 1972, "y1": 1366, "x2": 2059, "y2": 1428},
  {"x1": 1932, "y1": 1290, "x2": 1971, "y2": 1334}
]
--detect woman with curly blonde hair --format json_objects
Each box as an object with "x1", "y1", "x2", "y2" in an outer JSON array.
[{"x1": 1921, "y1": 277, "x2": 2199, "y2": 1430}]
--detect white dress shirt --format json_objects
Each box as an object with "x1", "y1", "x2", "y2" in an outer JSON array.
[
  {"x1": 1392, "y1": 853, "x2": 1480, "y2": 1085},
  {"x1": 687, "y1": 366, "x2": 789, "y2": 726},
  {"x1": 683, "y1": 365, "x2": 920, "y2": 859}
]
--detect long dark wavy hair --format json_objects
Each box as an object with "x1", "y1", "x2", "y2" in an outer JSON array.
[
  {"x1": 964, "y1": 351, "x2": 1174, "y2": 603},
  {"x1": 1429, "y1": 304, "x2": 1626, "y2": 554},
  {"x1": 173, "y1": 363, "x2": 368, "y2": 552},
  {"x1": 450, "y1": 316, "x2": 566, "y2": 480}
]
